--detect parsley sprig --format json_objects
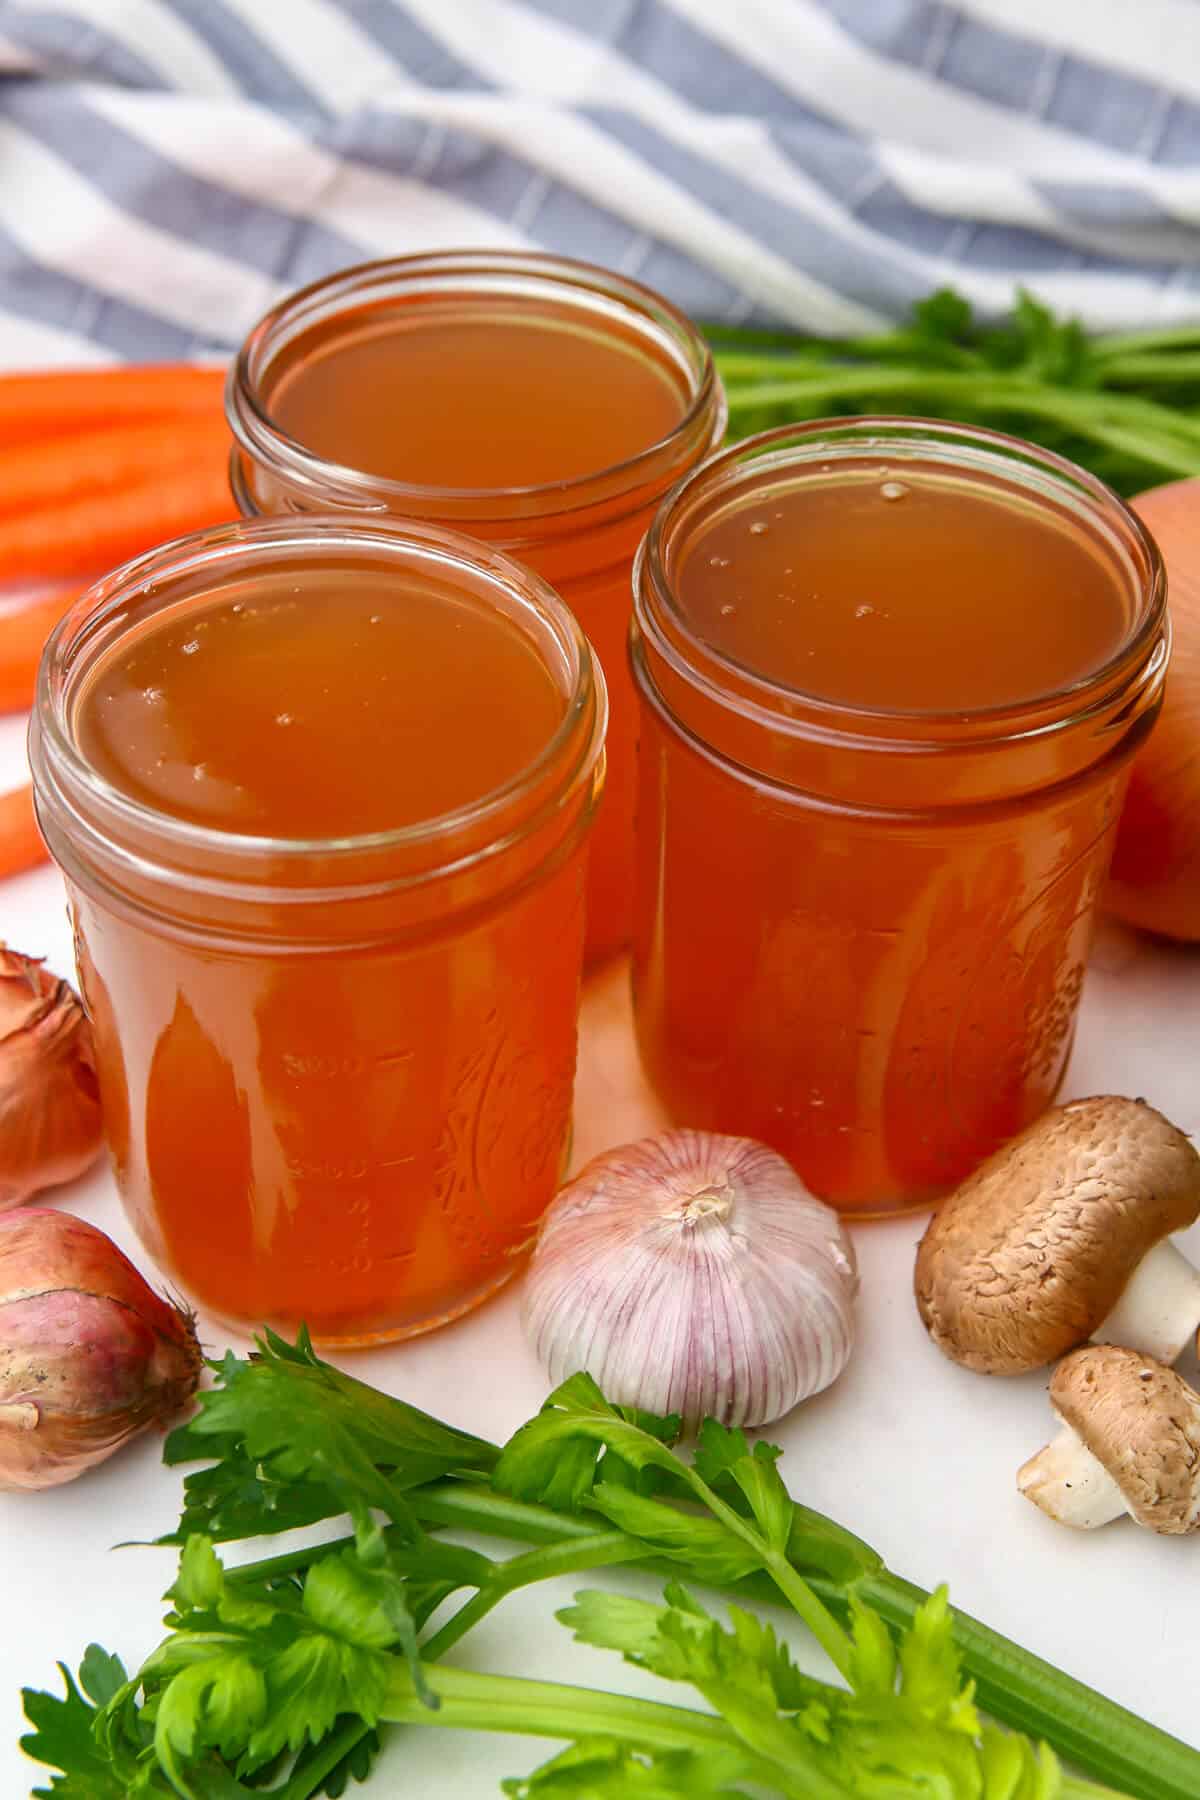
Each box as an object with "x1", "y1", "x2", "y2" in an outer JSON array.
[
  {"x1": 19, "y1": 1333, "x2": 1192, "y2": 1798},
  {"x1": 711, "y1": 289, "x2": 1200, "y2": 495}
]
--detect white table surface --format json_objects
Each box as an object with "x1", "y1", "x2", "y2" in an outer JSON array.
[{"x1": 2, "y1": 700, "x2": 1199, "y2": 1797}]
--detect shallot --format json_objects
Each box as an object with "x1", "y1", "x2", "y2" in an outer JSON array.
[
  {"x1": 521, "y1": 1128, "x2": 858, "y2": 1429},
  {"x1": 0, "y1": 946, "x2": 102, "y2": 1208},
  {"x1": 0, "y1": 1207, "x2": 201, "y2": 1490}
]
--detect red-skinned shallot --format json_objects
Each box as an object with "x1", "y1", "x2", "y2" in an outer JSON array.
[
  {"x1": 0, "y1": 1207, "x2": 201, "y2": 1490},
  {"x1": 521, "y1": 1129, "x2": 858, "y2": 1430},
  {"x1": 0, "y1": 947, "x2": 102, "y2": 1209}
]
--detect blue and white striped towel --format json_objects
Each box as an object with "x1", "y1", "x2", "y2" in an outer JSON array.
[{"x1": 1, "y1": 0, "x2": 1200, "y2": 370}]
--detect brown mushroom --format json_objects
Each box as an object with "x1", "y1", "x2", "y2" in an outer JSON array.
[
  {"x1": 1017, "y1": 1345, "x2": 1200, "y2": 1533},
  {"x1": 914, "y1": 1095, "x2": 1200, "y2": 1375}
]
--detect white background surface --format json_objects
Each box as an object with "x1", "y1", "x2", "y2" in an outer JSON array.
[{"x1": 1, "y1": 697, "x2": 1199, "y2": 1795}]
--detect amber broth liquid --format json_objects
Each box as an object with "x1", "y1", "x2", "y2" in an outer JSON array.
[
  {"x1": 679, "y1": 473, "x2": 1129, "y2": 710},
  {"x1": 71, "y1": 565, "x2": 587, "y2": 1339},
  {"x1": 260, "y1": 297, "x2": 696, "y2": 961},
  {"x1": 634, "y1": 466, "x2": 1137, "y2": 1210}
]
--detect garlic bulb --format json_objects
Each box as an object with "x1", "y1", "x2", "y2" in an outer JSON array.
[{"x1": 521, "y1": 1129, "x2": 857, "y2": 1429}]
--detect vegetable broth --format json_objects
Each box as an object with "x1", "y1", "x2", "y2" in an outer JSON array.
[
  {"x1": 268, "y1": 306, "x2": 687, "y2": 490},
  {"x1": 49, "y1": 531, "x2": 602, "y2": 1342},
  {"x1": 677, "y1": 470, "x2": 1131, "y2": 711},
  {"x1": 230, "y1": 260, "x2": 723, "y2": 962},
  {"x1": 632, "y1": 429, "x2": 1164, "y2": 1212},
  {"x1": 76, "y1": 571, "x2": 564, "y2": 836}
]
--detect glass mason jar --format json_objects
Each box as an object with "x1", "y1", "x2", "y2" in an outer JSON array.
[
  {"x1": 631, "y1": 420, "x2": 1168, "y2": 1215},
  {"x1": 30, "y1": 518, "x2": 606, "y2": 1344},
  {"x1": 226, "y1": 251, "x2": 725, "y2": 965}
]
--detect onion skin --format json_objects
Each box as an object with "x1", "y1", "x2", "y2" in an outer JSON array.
[
  {"x1": 0, "y1": 948, "x2": 103, "y2": 1209},
  {"x1": 0, "y1": 1208, "x2": 201, "y2": 1490},
  {"x1": 1106, "y1": 478, "x2": 1200, "y2": 941}
]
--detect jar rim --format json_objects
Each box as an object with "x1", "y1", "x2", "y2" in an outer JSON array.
[
  {"x1": 227, "y1": 249, "x2": 722, "y2": 516},
  {"x1": 636, "y1": 416, "x2": 1168, "y2": 743},
  {"x1": 32, "y1": 514, "x2": 607, "y2": 873}
]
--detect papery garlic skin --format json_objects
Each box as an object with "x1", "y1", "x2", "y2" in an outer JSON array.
[
  {"x1": 0, "y1": 1207, "x2": 201, "y2": 1490},
  {"x1": 0, "y1": 948, "x2": 103, "y2": 1210},
  {"x1": 522, "y1": 1130, "x2": 858, "y2": 1429}
]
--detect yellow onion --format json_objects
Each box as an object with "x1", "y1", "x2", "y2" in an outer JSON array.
[
  {"x1": 0, "y1": 1207, "x2": 201, "y2": 1490},
  {"x1": 0, "y1": 947, "x2": 103, "y2": 1208},
  {"x1": 1106, "y1": 478, "x2": 1200, "y2": 941}
]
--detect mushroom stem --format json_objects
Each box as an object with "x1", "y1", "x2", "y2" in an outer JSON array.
[
  {"x1": 1091, "y1": 1237, "x2": 1200, "y2": 1364},
  {"x1": 1016, "y1": 1424, "x2": 1127, "y2": 1530}
]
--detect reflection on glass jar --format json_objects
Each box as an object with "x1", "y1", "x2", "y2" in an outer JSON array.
[
  {"x1": 631, "y1": 420, "x2": 1168, "y2": 1215},
  {"x1": 32, "y1": 518, "x2": 605, "y2": 1343},
  {"x1": 226, "y1": 251, "x2": 724, "y2": 962}
]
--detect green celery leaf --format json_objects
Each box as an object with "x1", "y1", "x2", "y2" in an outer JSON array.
[
  {"x1": 886, "y1": 287, "x2": 982, "y2": 369},
  {"x1": 807, "y1": 1590, "x2": 1063, "y2": 1800},
  {"x1": 153, "y1": 1654, "x2": 260, "y2": 1787},
  {"x1": 709, "y1": 286, "x2": 1200, "y2": 496},
  {"x1": 560, "y1": 1585, "x2": 1068, "y2": 1800},
  {"x1": 691, "y1": 1422, "x2": 881, "y2": 1585},
  {"x1": 303, "y1": 1554, "x2": 405, "y2": 1651},
  {"x1": 585, "y1": 1397, "x2": 680, "y2": 1500},
  {"x1": 158, "y1": 1652, "x2": 268, "y2": 1763},
  {"x1": 781, "y1": 1503, "x2": 883, "y2": 1586},
  {"x1": 556, "y1": 1590, "x2": 680, "y2": 1667},
  {"x1": 561, "y1": 1586, "x2": 827, "y2": 1720},
  {"x1": 691, "y1": 1421, "x2": 781, "y2": 1487},
  {"x1": 977, "y1": 1723, "x2": 1041, "y2": 1800},
  {"x1": 166, "y1": 1330, "x2": 496, "y2": 1544},
  {"x1": 303, "y1": 1546, "x2": 438, "y2": 1709},
  {"x1": 77, "y1": 1645, "x2": 130, "y2": 1710},
  {"x1": 726, "y1": 1455, "x2": 792, "y2": 1556},
  {"x1": 21, "y1": 1660, "x2": 139, "y2": 1800},
  {"x1": 980, "y1": 289, "x2": 1096, "y2": 385},
  {"x1": 516, "y1": 1434, "x2": 605, "y2": 1513},
  {"x1": 171, "y1": 1535, "x2": 227, "y2": 1612},
  {"x1": 246, "y1": 1636, "x2": 388, "y2": 1766},
  {"x1": 494, "y1": 1374, "x2": 680, "y2": 1514},
  {"x1": 845, "y1": 1597, "x2": 896, "y2": 1701},
  {"x1": 350, "y1": 1531, "x2": 491, "y2": 1595},
  {"x1": 163, "y1": 1435, "x2": 346, "y2": 1545},
  {"x1": 128, "y1": 1536, "x2": 408, "y2": 1787},
  {"x1": 502, "y1": 1737, "x2": 760, "y2": 1796},
  {"x1": 142, "y1": 1623, "x2": 381, "y2": 1781},
  {"x1": 978, "y1": 1726, "x2": 1062, "y2": 1800},
  {"x1": 182, "y1": 1763, "x2": 264, "y2": 1797},
  {"x1": 589, "y1": 1484, "x2": 764, "y2": 1585},
  {"x1": 912, "y1": 286, "x2": 974, "y2": 344},
  {"x1": 498, "y1": 1385, "x2": 868, "y2": 1598},
  {"x1": 619, "y1": 1595, "x2": 841, "y2": 1785},
  {"x1": 288, "y1": 1723, "x2": 382, "y2": 1797},
  {"x1": 897, "y1": 1586, "x2": 979, "y2": 1736}
]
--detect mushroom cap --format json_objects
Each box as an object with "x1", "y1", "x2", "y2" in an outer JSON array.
[
  {"x1": 1049, "y1": 1345, "x2": 1200, "y2": 1534},
  {"x1": 914, "y1": 1095, "x2": 1200, "y2": 1374}
]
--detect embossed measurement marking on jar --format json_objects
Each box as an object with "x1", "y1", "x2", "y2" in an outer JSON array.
[
  {"x1": 284, "y1": 1154, "x2": 417, "y2": 1182},
  {"x1": 278, "y1": 1043, "x2": 420, "y2": 1198},
  {"x1": 280, "y1": 1046, "x2": 414, "y2": 1080}
]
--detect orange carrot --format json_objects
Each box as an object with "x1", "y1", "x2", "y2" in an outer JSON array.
[
  {"x1": 0, "y1": 785, "x2": 47, "y2": 877},
  {"x1": 0, "y1": 462, "x2": 237, "y2": 584},
  {"x1": 0, "y1": 364, "x2": 226, "y2": 445},
  {"x1": 0, "y1": 369, "x2": 241, "y2": 875},
  {"x1": 0, "y1": 416, "x2": 232, "y2": 518},
  {"x1": 0, "y1": 584, "x2": 85, "y2": 713}
]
